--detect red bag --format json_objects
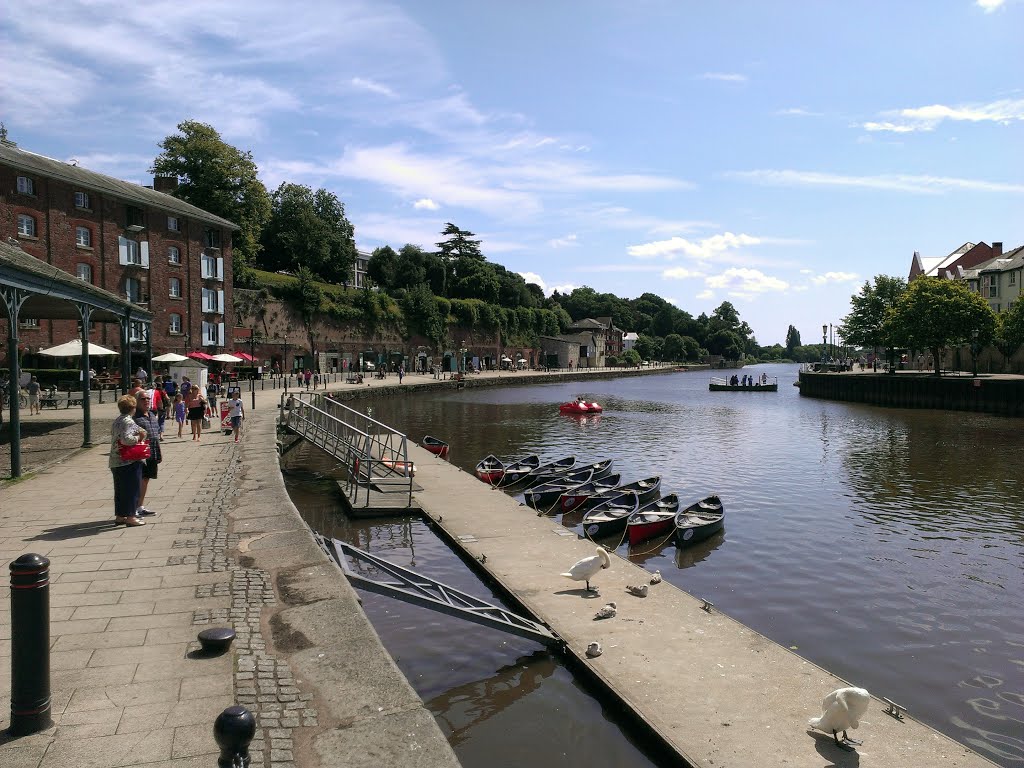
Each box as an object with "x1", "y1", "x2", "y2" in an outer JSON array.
[{"x1": 118, "y1": 440, "x2": 151, "y2": 462}]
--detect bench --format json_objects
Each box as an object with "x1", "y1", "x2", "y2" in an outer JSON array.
[{"x1": 40, "y1": 394, "x2": 60, "y2": 410}]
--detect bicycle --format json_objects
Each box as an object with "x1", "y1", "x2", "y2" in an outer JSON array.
[{"x1": 1, "y1": 389, "x2": 30, "y2": 409}]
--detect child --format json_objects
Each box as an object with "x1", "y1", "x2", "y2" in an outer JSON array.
[
  {"x1": 227, "y1": 392, "x2": 245, "y2": 443},
  {"x1": 173, "y1": 393, "x2": 186, "y2": 438}
]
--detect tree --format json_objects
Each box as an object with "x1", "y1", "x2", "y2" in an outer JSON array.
[
  {"x1": 293, "y1": 267, "x2": 324, "y2": 367},
  {"x1": 436, "y1": 223, "x2": 483, "y2": 261},
  {"x1": 151, "y1": 120, "x2": 271, "y2": 283},
  {"x1": 400, "y1": 283, "x2": 446, "y2": 352},
  {"x1": 840, "y1": 275, "x2": 907, "y2": 370},
  {"x1": 662, "y1": 333, "x2": 686, "y2": 362},
  {"x1": 996, "y1": 299, "x2": 1024, "y2": 370},
  {"x1": 622, "y1": 349, "x2": 641, "y2": 367},
  {"x1": 367, "y1": 246, "x2": 400, "y2": 292},
  {"x1": 889, "y1": 277, "x2": 996, "y2": 375},
  {"x1": 785, "y1": 325, "x2": 802, "y2": 356},
  {"x1": 260, "y1": 183, "x2": 354, "y2": 285}
]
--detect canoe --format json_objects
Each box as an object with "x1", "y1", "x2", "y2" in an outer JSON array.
[
  {"x1": 581, "y1": 492, "x2": 640, "y2": 539},
  {"x1": 475, "y1": 454, "x2": 539, "y2": 484},
  {"x1": 551, "y1": 473, "x2": 622, "y2": 514},
  {"x1": 523, "y1": 455, "x2": 577, "y2": 483},
  {"x1": 626, "y1": 494, "x2": 681, "y2": 546},
  {"x1": 524, "y1": 469, "x2": 596, "y2": 509},
  {"x1": 496, "y1": 455, "x2": 543, "y2": 487},
  {"x1": 559, "y1": 401, "x2": 604, "y2": 414},
  {"x1": 532, "y1": 457, "x2": 613, "y2": 486},
  {"x1": 421, "y1": 435, "x2": 450, "y2": 459},
  {"x1": 587, "y1": 476, "x2": 661, "y2": 507},
  {"x1": 674, "y1": 495, "x2": 725, "y2": 546}
]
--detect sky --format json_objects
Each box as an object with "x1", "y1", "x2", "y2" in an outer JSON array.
[{"x1": 2, "y1": 0, "x2": 1022, "y2": 345}]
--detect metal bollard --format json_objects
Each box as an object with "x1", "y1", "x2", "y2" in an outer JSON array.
[
  {"x1": 9, "y1": 553, "x2": 52, "y2": 735},
  {"x1": 214, "y1": 705, "x2": 256, "y2": 768}
]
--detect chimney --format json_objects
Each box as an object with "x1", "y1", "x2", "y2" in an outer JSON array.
[
  {"x1": 153, "y1": 175, "x2": 179, "y2": 194},
  {"x1": 992, "y1": 242, "x2": 1003, "y2": 257}
]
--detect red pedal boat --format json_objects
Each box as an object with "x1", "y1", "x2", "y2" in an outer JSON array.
[{"x1": 559, "y1": 399, "x2": 603, "y2": 414}]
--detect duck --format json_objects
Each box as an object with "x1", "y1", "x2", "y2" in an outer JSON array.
[
  {"x1": 561, "y1": 547, "x2": 611, "y2": 591},
  {"x1": 808, "y1": 686, "x2": 870, "y2": 751}
]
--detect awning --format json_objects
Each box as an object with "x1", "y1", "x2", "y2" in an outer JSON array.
[
  {"x1": 39, "y1": 339, "x2": 119, "y2": 357},
  {"x1": 187, "y1": 351, "x2": 214, "y2": 361},
  {"x1": 501, "y1": 355, "x2": 512, "y2": 362},
  {"x1": 234, "y1": 352, "x2": 258, "y2": 363},
  {"x1": 152, "y1": 352, "x2": 189, "y2": 362}
]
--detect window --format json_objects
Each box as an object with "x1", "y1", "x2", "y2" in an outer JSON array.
[
  {"x1": 129, "y1": 321, "x2": 147, "y2": 342},
  {"x1": 168, "y1": 246, "x2": 181, "y2": 264},
  {"x1": 170, "y1": 313, "x2": 182, "y2": 334},
  {"x1": 201, "y1": 253, "x2": 223, "y2": 280},
  {"x1": 76, "y1": 263, "x2": 93, "y2": 283},
  {"x1": 169, "y1": 277, "x2": 182, "y2": 298},
  {"x1": 202, "y1": 320, "x2": 225, "y2": 346},
  {"x1": 167, "y1": 216, "x2": 181, "y2": 232},
  {"x1": 205, "y1": 229, "x2": 221, "y2": 248},
  {"x1": 19, "y1": 317, "x2": 40, "y2": 328},
  {"x1": 17, "y1": 176, "x2": 35, "y2": 195},
  {"x1": 987, "y1": 274, "x2": 999, "y2": 298},
  {"x1": 118, "y1": 236, "x2": 149, "y2": 267},
  {"x1": 202, "y1": 287, "x2": 224, "y2": 313},
  {"x1": 1010, "y1": 272, "x2": 1017, "y2": 286},
  {"x1": 125, "y1": 277, "x2": 142, "y2": 303},
  {"x1": 126, "y1": 205, "x2": 145, "y2": 230},
  {"x1": 74, "y1": 191, "x2": 90, "y2": 209},
  {"x1": 17, "y1": 214, "x2": 36, "y2": 237},
  {"x1": 75, "y1": 225, "x2": 92, "y2": 247}
]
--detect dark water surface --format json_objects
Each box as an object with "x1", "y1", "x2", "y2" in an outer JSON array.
[{"x1": 285, "y1": 364, "x2": 1024, "y2": 766}]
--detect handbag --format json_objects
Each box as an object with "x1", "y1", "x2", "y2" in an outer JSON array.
[
  {"x1": 118, "y1": 440, "x2": 151, "y2": 462},
  {"x1": 202, "y1": 416, "x2": 211, "y2": 429}
]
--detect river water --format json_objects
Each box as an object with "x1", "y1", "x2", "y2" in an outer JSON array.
[{"x1": 284, "y1": 363, "x2": 1024, "y2": 767}]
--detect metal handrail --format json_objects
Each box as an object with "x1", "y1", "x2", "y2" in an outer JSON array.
[{"x1": 279, "y1": 392, "x2": 413, "y2": 507}]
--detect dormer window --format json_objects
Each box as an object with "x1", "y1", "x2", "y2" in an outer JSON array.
[
  {"x1": 205, "y1": 228, "x2": 221, "y2": 248},
  {"x1": 126, "y1": 205, "x2": 145, "y2": 231},
  {"x1": 167, "y1": 216, "x2": 181, "y2": 232},
  {"x1": 17, "y1": 176, "x2": 35, "y2": 195},
  {"x1": 75, "y1": 191, "x2": 91, "y2": 209}
]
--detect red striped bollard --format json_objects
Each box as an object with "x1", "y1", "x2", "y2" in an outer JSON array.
[{"x1": 9, "y1": 553, "x2": 52, "y2": 735}]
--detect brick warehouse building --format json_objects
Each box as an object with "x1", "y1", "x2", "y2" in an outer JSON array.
[{"x1": 0, "y1": 137, "x2": 237, "y2": 370}]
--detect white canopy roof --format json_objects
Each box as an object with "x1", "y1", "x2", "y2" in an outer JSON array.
[
  {"x1": 210, "y1": 353, "x2": 243, "y2": 363},
  {"x1": 152, "y1": 352, "x2": 189, "y2": 362}
]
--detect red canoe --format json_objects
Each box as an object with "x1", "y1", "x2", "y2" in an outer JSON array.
[{"x1": 559, "y1": 401, "x2": 603, "y2": 414}]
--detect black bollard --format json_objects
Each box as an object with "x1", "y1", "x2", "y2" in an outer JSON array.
[
  {"x1": 214, "y1": 705, "x2": 257, "y2": 768},
  {"x1": 9, "y1": 553, "x2": 52, "y2": 735}
]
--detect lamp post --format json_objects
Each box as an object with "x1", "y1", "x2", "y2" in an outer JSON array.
[
  {"x1": 821, "y1": 324, "x2": 828, "y2": 364},
  {"x1": 971, "y1": 329, "x2": 980, "y2": 377},
  {"x1": 282, "y1": 332, "x2": 289, "y2": 393},
  {"x1": 248, "y1": 328, "x2": 259, "y2": 410}
]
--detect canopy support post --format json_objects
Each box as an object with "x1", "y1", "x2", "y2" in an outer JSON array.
[
  {"x1": 78, "y1": 304, "x2": 93, "y2": 446},
  {"x1": 1, "y1": 285, "x2": 28, "y2": 478}
]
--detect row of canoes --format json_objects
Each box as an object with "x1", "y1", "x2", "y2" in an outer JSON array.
[{"x1": 474, "y1": 453, "x2": 724, "y2": 547}]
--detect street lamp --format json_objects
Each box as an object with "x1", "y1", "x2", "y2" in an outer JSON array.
[
  {"x1": 971, "y1": 329, "x2": 980, "y2": 377},
  {"x1": 248, "y1": 327, "x2": 260, "y2": 411},
  {"x1": 821, "y1": 324, "x2": 828, "y2": 364}
]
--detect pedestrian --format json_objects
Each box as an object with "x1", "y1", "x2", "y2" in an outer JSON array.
[
  {"x1": 227, "y1": 391, "x2": 245, "y2": 443},
  {"x1": 398, "y1": 364, "x2": 404, "y2": 384},
  {"x1": 180, "y1": 376, "x2": 192, "y2": 399},
  {"x1": 207, "y1": 380, "x2": 218, "y2": 418},
  {"x1": 110, "y1": 394, "x2": 147, "y2": 527},
  {"x1": 135, "y1": 365, "x2": 147, "y2": 383},
  {"x1": 304, "y1": 368, "x2": 312, "y2": 389},
  {"x1": 26, "y1": 376, "x2": 41, "y2": 415},
  {"x1": 313, "y1": 369, "x2": 320, "y2": 389},
  {"x1": 173, "y1": 393, "x2": 186, "y2": 438},
  {"x1": 132, "y1": 393, "x2": 161, "y2": 517},
  {"x1": 185, "y1": 382, "x2": 207, "y2": 441},
  {"x1": 151, "y1": 379, "x2": 167, "y2": 438}
]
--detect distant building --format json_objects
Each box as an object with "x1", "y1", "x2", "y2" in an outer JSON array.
[
  {"x1": 964, "y1": 246, "x2": 1024, "y2": 313},
  {"x1": 908, "y1": 242, "x2": 1003, "y2": 282},
  {"x1": 622, "y1": 332, "x2": 639, "y2": 352},
  {"x1": 353, "y1": 249, "x2": 371, "y2": 288},
  {"x1": 0, "y1": 137, "x2": 237, "y2": 364}
]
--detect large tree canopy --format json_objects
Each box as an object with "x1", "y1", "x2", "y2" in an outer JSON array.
[
  {"x1": 260, "y1": 183, "x2": 355, "y2": 285},
  {"x1": 151, "y1": 120, "x2": 271, "y2": 281},
  {"x1": 889, "y1": 276, "x2": 996, "y2": 375},
  {"x1": 840, "y1": 275, "x2": 907, "y2": 360},
  {"x1": 436, "y1": 222, "x2": 483, "y2": 261}
]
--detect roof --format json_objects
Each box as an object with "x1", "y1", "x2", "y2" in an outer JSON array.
[
  {"x1": 623, "y1": 332, "x2": 639, "y2": 341},
  {"x1": 0, "y1": 142, "x2": 238, "y2": 231},
  {"x1": 0, "y1": 238, "x2": 152, "y2": 323},
  {"x1": 978, "y1": 245, "x2": 1024, "y2": 274},
  {"x1": 567, "y1": 318, "x2": 605, "y2": 330}
]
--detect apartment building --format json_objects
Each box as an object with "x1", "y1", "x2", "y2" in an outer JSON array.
[
  {"x1": 0, "y1": 138, "x2": 237, "y2": 362},
  {"x1": 964, "y1": 246, "x2": 1024, "y2": 313}
]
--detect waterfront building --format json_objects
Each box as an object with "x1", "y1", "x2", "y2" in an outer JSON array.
[
  {"x1": 965, "y1": 245, "x2": 1024, "y2": 313},
  {"x1": 908, "y1": 241, "x2": 1003, "y2": 282},
  {"x1": 0, "y1": 137, "x2": 237, "y2": 368}
]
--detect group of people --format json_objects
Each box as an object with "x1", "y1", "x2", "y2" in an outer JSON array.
[
  {"x1": 108, "y1": 375, "x2": 245, "y2": 527},
  {"x1": 729, "y1": 373, "x2": 769, "y2": 386}
]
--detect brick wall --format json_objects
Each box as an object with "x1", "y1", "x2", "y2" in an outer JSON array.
[{"x1": 0, "y1": 162, "x2": 233, "y2": 360}]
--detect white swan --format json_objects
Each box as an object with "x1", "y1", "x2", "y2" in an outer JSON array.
[
  {"x1": 809, "y1": 686, "x2": 870, "y2": 750},
  {"x1": 561, "y1": 547, "x2": 611, "y2": 591}
]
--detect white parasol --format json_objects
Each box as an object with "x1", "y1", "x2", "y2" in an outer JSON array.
[
  {"x1": 152, "y1": 352, "x2": 189, "y2": 362},
  {"x1": 210, "y1": 353, "x2": 244, "y2": 363},
  {"x1": 38, "y1": 339, "x2": 118, "y2": 357}
]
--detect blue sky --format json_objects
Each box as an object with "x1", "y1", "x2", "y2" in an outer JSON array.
[{"x1": 3, "y1": 0, "x2": 1022, "y2": 344}]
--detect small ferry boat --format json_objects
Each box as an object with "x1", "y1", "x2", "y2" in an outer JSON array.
[{"x1": 709, "y1": 376, "x2": 778, "y2": 392}]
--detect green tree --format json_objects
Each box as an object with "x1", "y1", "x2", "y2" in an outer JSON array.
[
  {"x1": 622, "y1": 349, "x2": 641, "y2": 367},
  {"x1": 662, "y1": 333, "x2": 686, "y2": 361},
  {"x1": 436, "y1": 223, "x2": 483, "y2": 261},
  {"x1": 367, "y1": 246, "x2": 400, "y2": 292},
  {"x1": 784, "y1": 325, "x2": 802, "y2": 356},
  {"x1": 260, "y1": 183, "x2": 354, "y2": 285},
  {"x1": 840, "y1": 275, "x2": 907, "y2": 370},
  {"x1": 996, "y1": 299, "x2": 1024, "y2": 370},
  {"x1": 151, "y1": 120, "x2": 271, "y2": 284},
  {"x1": 889, "y1": 277, "x2": 996, "y2": 375},
  {"x1": 293, "y1": 266, "x2": 324, "y2": 366},
  {"x1": 400, "y1": 283, "x2": 446, "y2": 351}
]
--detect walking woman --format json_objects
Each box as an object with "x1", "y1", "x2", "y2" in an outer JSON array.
[
  {"x1": 110, "y1": 394, "x2": 147, "y2": 527},
  {"x1": 185, "y1": 382, "x2": 207, "y2": 441}
]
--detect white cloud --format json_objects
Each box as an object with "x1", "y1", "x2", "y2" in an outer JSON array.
[
  {"x1": 413, "y1": 198, "x2": 440, "y2": 210},
  {"x1": 705, "y1": 268, "x2": 789, "y2": 295},
  {"x1": 728, "y1": 169, "x2": 1024, "y2": 194},
  {"x1": 662, "y1": 267, "x2": 706, "y2": 280},
  {"x1": 696, "y1": 289, "x2": 715, "y2": 300},
  {"x1": 863, "y1": 98, "x2": 1024, "y2": 133},
  {"x1": 777, "y1": 107, "x2": 823, "y2": 117},
  {"x1": 810, "y1": 271, "x2": 860, "y2": 285},
  {"x1": 628, "y1": 232, "x2": 761, "y2": 260},
  {"x1": 518, "y1": 272, "x2": 546, "y2": 291},
  {"x1": 548, "y1": 234, "x2": 579, "y2": 248},
  {"x1": 351, "y1": 77, "x2": 396, "y2": 97},
  {"x1": 550, "y1": 284, "x2": 578, "y2": 295},
  {"x1": 977, "y1": 0, "x2": 1005, "y2": 11},
  {"x1": 698, "y1": 72, "x2": 748, "y2": 83}
]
